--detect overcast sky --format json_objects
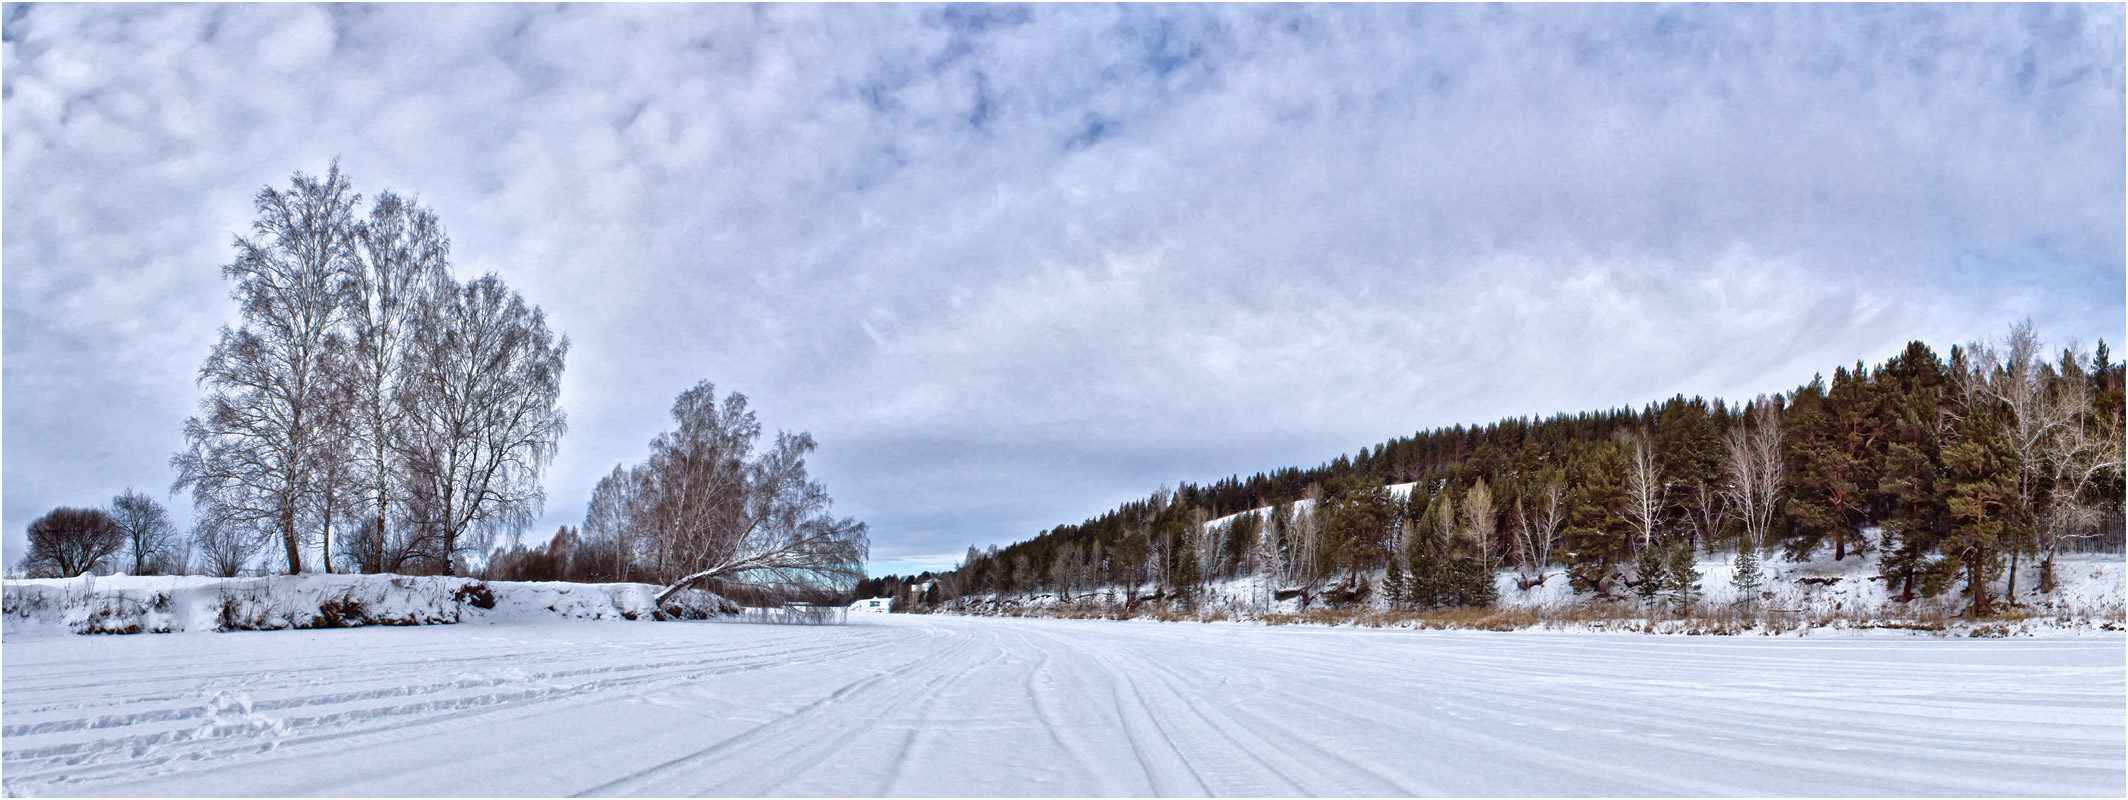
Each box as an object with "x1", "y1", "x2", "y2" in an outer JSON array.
[{"x1": 4, "y1": 3, "x2": 2122, "y2": 575}]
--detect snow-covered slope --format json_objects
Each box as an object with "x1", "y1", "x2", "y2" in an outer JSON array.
[
  {"x1": 956, "y1": 534, "x2": 2125, "y2": 632},
  {"x1": 3, "y1": 614, "x2": 2119, "y2": 796},
  {"x1": 1, "y1": 573, "x2": 734, "y2": 636}
]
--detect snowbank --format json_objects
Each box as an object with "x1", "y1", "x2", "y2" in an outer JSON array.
[
  {"x1": 949, "y1": 542, "x2": 2126, "y2": 636},
  {"x1": 1, "y1": 573, "x2": 738, "y2": 636}
]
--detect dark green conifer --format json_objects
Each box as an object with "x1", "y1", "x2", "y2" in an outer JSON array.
[
  {"x1": 1633, "y1": 540, "x2": 1665, "y2": 608},
  {"x1": 1664, "y1": 538, "x2": 1702, "y2": 612},
  {"x1": 1564, "y1": 444, "x2": 1633, "y2": 597},
  {"x1": 1875, "y1": 342, "x2": 1952, "y2": 602},
  {"x1": 1931, "y1": 401, "x2": 2021, "y2": 617}
]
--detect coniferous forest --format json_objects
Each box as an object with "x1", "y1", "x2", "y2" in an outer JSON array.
[{"x1": 913, "y1": 326, "x2": 2123, "y2": 619}]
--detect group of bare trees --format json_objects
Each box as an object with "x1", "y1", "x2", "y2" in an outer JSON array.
[
  {"x1": 582, "y1": 381, "x2": 868, "y2": 603},
  {"x1": 171, "y1": 163, "x2": 567, "y2": 576},
  {"x1": 1949, "y1": 321, "x2": 2125, "y2": 599},
  {"x1": 16, "y1": 489, "x2": 180, "y2": 578}
]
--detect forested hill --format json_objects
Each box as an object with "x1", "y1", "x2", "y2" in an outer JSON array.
[{"x1": 933, "y1": 328, "x2": 2124, "y2": 616}]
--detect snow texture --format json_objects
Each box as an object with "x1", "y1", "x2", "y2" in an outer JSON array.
[
  {"x1": 3, "y1": 613, "x2": 2122, "y2": 796},
  {"x1": 1, "y1": 574, "x2": 733, "y2": 636}
]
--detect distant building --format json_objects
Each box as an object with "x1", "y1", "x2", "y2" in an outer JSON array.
[{"x1": 850, "y1": 597, "x2": 891, "y2": 613}]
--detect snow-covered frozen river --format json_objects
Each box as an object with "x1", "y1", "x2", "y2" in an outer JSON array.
[{"x1": 3, "y1": 614, "x2": 2122, "y2": 797}]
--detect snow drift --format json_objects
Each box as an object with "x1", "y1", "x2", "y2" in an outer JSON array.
[{"x1": 1, "y1": 573, "x2": 739, "y2": 636}]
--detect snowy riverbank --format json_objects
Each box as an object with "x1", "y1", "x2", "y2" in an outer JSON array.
[
  {"x1": 944, "y1": 547, "x2": 2127, "y2": 637},
  {"x1": 1, "y1": 573, "x2": 736, "y2": 636}
]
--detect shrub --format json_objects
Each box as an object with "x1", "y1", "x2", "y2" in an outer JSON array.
[{"x1": 452, "y1": 581, "x2": 496, "y2": 609}]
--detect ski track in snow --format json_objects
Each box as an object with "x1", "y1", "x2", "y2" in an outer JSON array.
[{"x1": 2, "y1": 616, "x2": 2121, "y2": 797}]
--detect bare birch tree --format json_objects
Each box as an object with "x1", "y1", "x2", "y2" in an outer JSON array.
[
  {"x1": 173, "y1": 163, "x2": 361, "y2": 574},
  {"x1": 340, "y1": 191, "x2": 450, "y2": 572},
  {"x1": 620, "y1": 382, "x2": 867, "y2": 605},
  {"x1": 1460, "y1": 477, "x2": 1496, "y2": 570},
  {"x1": 583, "y1": 463, "x2": 643, "y2": 581},
  {"x1": 1722, "y1": 395, "x2": 1785, "y2": 554},
  {"x1": 1623, "y1": 431, "x2": 1665, "y2": 550},
  {"x1": 1259, "y1": 505, "x2": 1288, "y2": 609},
  {"x1": 2032, "y1": 345, "x2": 2126, "y2": 590},
  {"x1": 1957, "y1": 320, "x2": 2095, "y2": 597},
  {"x1": 1509, "y1": 474, "x2": 1565, "y2": 590},
  {"x1": 1295, "y1": 484, "x2": 1324, "y2": 597},
  {"x1": 399, "y1": 274, "x2": 568, "y2": 572}
]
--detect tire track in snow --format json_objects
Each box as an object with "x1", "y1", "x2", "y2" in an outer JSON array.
[
  {"x1": 3, "y1": 626, "x2": 914, "y2": 792},
  {"x1": 7, "y1": 615, "x2": 2122, "y2": 797},
  {"x1": 568, "y1": 622, "x2": 987, "y2": 796},
  {"x1": 1009, "y1": 627, "x2": 1123, "y2": 797}
]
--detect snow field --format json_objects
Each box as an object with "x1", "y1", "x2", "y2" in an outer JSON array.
[{"x1": 3, "y1": 614, "x2": 2122, "y2": 796}]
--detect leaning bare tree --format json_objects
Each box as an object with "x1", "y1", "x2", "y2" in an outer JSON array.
[
  {"x1": 173, "y1": 163, "x2": 361, "y2": 574},
  {"x1": 1509, "y1": 472, "x2": 1564, "y2": 590},
  {"x1": 398, "y1": 274, "x2": 568, "y2": 573},
  {"x1": 604, "y1": 382, "x2": 867, "y2": 607}
]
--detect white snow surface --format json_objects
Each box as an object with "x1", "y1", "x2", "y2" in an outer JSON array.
[{"x1": 4, "y1": 613, "x2": 2122, "y2": 796}]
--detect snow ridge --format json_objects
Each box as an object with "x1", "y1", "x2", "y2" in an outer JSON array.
[{"x1": 2, "y1": 574, "x2": 735, "y2": 636}]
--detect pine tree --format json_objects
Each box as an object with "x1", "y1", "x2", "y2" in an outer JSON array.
[
  {"x1": 1453, "y1": 555, "x2": 1498, "y2": 608},
  {"x1": 1633, "y1": 540, "x2": 1665, "y2": 608},
  {"x1": 1654, "y1": 395, "x2": 1725, "y2": 554},
  {"x1": 1932, "y1": 401, "x2": 2020, "y2": 617},
  {"x1": 1875, "y1": 342, "x2": 1952, "y2": 602},
  {"x1": 1384, "y1": 557, "x2": 1409, "y2": 609},
  {"x1": 1786, "y1": 372, "x2": 1875, "y2": 560},
  {"x1": 1730, "y1": 544, "x2": 1763, "y2": 606},
  {"x1": 1564, "y1": 444, "x2": 1634, "y2": 597},
  {"x1": 1664, "y1": 538, "x2": 1702, "y2": 613},
  {"x1": 1407, "y1": 489, "x2": 1451, "y2": 608}
]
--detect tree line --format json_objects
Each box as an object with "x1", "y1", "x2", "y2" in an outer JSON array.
[{"x1": 921, "y1": 323, "x2": 2123, "y2": 618}]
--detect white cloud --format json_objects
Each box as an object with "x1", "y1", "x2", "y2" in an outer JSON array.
[{"x1": 4, "y1": 3, "x2": 2120, "y2": 569}]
